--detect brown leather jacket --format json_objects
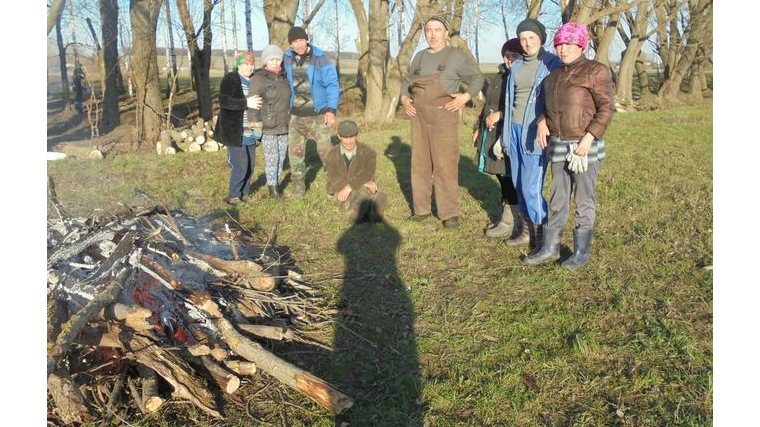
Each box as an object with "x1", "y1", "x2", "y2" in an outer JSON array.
[{"x1": 543, "y1": 56, "x2": 615, "y2": 141}]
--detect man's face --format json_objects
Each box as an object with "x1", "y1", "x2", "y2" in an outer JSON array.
[
  {"x1": 340, "y1": 135, "x2": 357, "y2": 151},
  {"x1": 424, "y1": 20, "x2": 448, "y2": 51},
  {"x1": 290, "y1": 38, "x2": 308, "y2": 56},
  {"x1": 519, "y1": 31, "x2": 542, "y2": 56}
]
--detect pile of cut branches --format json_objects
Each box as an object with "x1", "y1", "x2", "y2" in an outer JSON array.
[{"x1": 46, "y1": 192, "x2": 352, "y2": 425}]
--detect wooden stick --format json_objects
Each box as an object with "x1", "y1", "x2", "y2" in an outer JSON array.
[{"x1": 195, "y1": 294, "x2": 353, "y2": 414}]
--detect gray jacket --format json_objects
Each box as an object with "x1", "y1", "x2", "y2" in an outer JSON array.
[{"x1": 249, "y1": 67, "x2": 293, "y2": 135}]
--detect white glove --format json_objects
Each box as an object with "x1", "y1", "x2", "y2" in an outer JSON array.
[
  {"x1": 492, "y1": 136, "x2": 504, "y2": 160},
  {"x1": 579, "y1": 154, "x2": 588, "y2": 173},
  {"x1": 565, "y1": 144, "x2": 588, "y2": 174},
  {"x1": 247, "y1": 95, "x2": 262, "y2": 109}
]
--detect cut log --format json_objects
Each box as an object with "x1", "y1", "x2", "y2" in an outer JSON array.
[
  {"x1": 237, "y1": 323, "x2": 294, "y2": 341},
  {"x1": 188, "y1": 142, "x2": 202, "y2": 152},
  {"x1": 48, "y1": 370, "x2": 97, "y2": 425},
  {"x1": 199, "y1": 355, "x2": 241, "y2": 394},
  {"x1": 157, "y1": 130, "x2": 173, "y2": 155},
  {"x1": 48, "y1": 275, "x2": 129, "y2": 379},
  {"x1": 195, "y1": 294, "x2": 353, "y2": 414},
  {"x1": 194, "y1": 135, "x2": 206, "y2": 145},
  {"x1": 223, "y1": 359, "x2": 257, "y2": 376},
  {"x1": 122, "y1": 331, "x2": 221, "y2": 418},
  {"x1": 185, "y1": 251, "x2": 276, "y2": 291},
  {"x1": 106, "y1": 303, "x2": 154, "y2": 331},
  {"x1": 136, "y1": 364, "x2": 164, "y2": 413},
  {"x1": 202, "y1": 139, "x2": 219, "y2": 152}
]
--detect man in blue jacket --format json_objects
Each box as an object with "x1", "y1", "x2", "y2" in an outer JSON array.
[{"x1": 283, "y1": 26, "x2": 341, "y2": 198}]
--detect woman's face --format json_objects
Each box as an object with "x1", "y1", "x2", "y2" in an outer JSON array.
[
  {"x1": 424, "y1": 20, "x2": 449, "y2": 52},
  {"x1": 237, "y1": 62, "x2": 254, "y2": 78},
  {"x1": 555, "y1": 43, "x2": 583, "y2": 65},
  {"x1": 503, "y1": 51, "x2": 522, "y2": 69},
  {"x1": 519, "y1": 31, "x2": 542, "y2": 56},
  {"x1": 265, "y1": 58, "x2": 282, "y2": 69}
]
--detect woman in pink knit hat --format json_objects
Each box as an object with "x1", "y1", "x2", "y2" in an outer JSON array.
[{"x1": 523, "y1": 21, "x2": 615, "y2": 269}]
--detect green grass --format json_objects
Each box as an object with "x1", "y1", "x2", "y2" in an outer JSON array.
[{"x1": 47, "y1": 103, "x2": 713, "y2": 426}]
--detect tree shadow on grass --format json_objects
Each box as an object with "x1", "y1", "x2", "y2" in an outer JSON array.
[{"x1": 331, "y1": 219, "x2": 424, "y2": 426}]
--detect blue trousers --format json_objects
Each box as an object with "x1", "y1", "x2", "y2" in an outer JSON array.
[
  {"x1": 507, "y1": 122, "x2": 548, "y2": 225},
  {"x1": 227, "y1": 144, "x2": 256, "y2": 199}
]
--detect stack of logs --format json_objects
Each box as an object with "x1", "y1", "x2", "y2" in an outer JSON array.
[
  {"x1": 157, "y1": 116, "x2": 221, "y2": 155},
  {"x1": 46, "y1": 194, "x2": 353, "y2": 425}
]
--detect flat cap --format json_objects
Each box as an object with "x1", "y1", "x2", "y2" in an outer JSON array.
[{"x1": 337, "y1": 120, "x2": 360, "y2": 137}]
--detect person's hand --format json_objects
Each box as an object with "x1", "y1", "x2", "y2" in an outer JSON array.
[
  {"x1": 324, "y1": 111, "x2": 336, "y2": 127},
  {"x1": 537, "y1": 117, "x2": 550, "y2": 149},
  {"x1": 362, "y1": 181, "x2": 378, "y2": 194},
  {"x1": 401, "y1": 96, "x2": 416, "y2": 117},
  {"x1": 472, "y1": 128, "x2": 480, "y2": 147},
  {"x1": 247, "y1": 95, "x2": 262, "y2": 109},
  {"x1": 336, "y1": 186, "x2": 352, "y2": 203},
  {"x1": 485, "y1": 110, "x2": 501, "y2": 130},
  {"x1": 443, "y1": 92, "x2": 471, "y2": 112},
  {"x1": 574, "y1": 132, "x2": 594, "y2": 156}
]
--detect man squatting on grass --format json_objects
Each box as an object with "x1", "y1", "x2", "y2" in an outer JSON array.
[
  {"x1": 324, "y1": 120, "x2": 388, "y2": 224},
  {"x1": 400, "y1": 16, "x2": 484, "y2": 230}
]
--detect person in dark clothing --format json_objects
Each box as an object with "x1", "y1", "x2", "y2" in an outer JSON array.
[
  {"x1": 214, "y1": 51, "x2": 263, "y2": 205},
  {"x1": 472, "y1": 38, "x2": 523, "y2": 238},
  {"x1": 250, "y1": 44, "x2": 292, "y2": 200},
  {"x1": 324, "y1": 120, "x2": 387, "y2": 223}
]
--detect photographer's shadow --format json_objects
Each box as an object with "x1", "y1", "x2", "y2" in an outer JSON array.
[{"x1": 331, "y1": 218, "x2": 423, "y2": 426}]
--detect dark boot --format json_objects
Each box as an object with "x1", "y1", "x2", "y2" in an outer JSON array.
[
  {"x1": 290, "y1": 177, "x2": 306, "y2": 198},
  {"x1": 505, "y1": 213, "x2": 531, "y2": 247},
  {"x1": 562, "y1": 228, "x2": 593, "y2": 269},
  {"x1": 527, "y1": 224, "x2": 544, "y2": 256},
  {"x1": 523, "y1": 227, "x2": 562, "y2": 265},
  {"x1": 268, "y1": 185, "x2": 283, "y2": 200}
]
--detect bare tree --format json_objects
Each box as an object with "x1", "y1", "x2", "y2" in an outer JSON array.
[
  {"x1": 658, "y1": 0, "x2": 711, "y2": 101},
  {"x1": 48, "y1": 0, "x2": 67, "y2": 36},
  {"x1": 263, "y1": 0, "x2": 299, "y2": 47},
  {"x1": 176, "y1": 0, "x2": 217, "y2": 120},
  {"x1": 99, "y1": 0, "x2": 121, "y2": 133},
  {"x1": 54, "y1": 10, "x2": 71, "y2": 107},
  {"x1": 364, "y1": 0, "x2": 390, "y2": 122},
  {"x1": 130, "y1": 0, "x2": 163, "y2": 144}
]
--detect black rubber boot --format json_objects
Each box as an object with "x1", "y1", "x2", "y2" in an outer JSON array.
[
  {"x1": 268, "y1": 185, "x2": 283, "y2": 200},
  {"x1": 505, "y1": 213, "x2": 531, "y2": 247},
  {"x1": 523, "y1": 227, "x2": 562, "y2": 265},
  {"x1": 561, "y1": 228, "x2": 593, "y2": 269}
]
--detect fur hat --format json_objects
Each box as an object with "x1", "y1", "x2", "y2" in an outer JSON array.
[
  {"x1": 501, "y1": 38, "x2": 523, "y2": 57},
  {"x1": 516, "y1": 18, "x2": 547, "y2": 44},
  {"x1": 288, "y1": 26, "x2": 309, "y2": 43},
  {"x1": 261, "y1": 44, "x2": 284, "y2": 64},
  {"x1": 337, "y1": 120, "x2": 360, "y2": 138}
]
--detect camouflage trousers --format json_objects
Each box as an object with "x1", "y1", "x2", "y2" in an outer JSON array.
[{"x1": 287, "y1": 115, "x2": 333, "y2": 180}]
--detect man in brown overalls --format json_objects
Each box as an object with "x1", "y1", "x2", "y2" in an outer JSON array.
[{"x1": 400, "y1": 16, "x2": 484, "y2": 229}]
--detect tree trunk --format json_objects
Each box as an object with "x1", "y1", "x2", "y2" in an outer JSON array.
[
  {"x1": 99, "y1": 0, "x2": 121, "y2": 133},
  {"x1": 47, "y1": 0, "x2": 66, "y2": 36},
  {"x1": 176, "y1": 0, "x2": 216, "y2": 121},
  {"x1": 130, "y1": 0, "x2": 163, "y2": 144},
  {"x1": 364, "y1": 0, "x2": 388, "y2": 122},
  {"x1": 55, "y1": 13, "x2": 71, "y2": 107},
  {"x1": 263, "y1": 0, "x2": 299, "y2": 48},
  {"x1": 349, "y1": 0, "x2": 369, "y2": 98}
]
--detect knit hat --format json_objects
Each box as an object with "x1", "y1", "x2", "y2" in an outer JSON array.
[
  {"x1": 261, "y1": 44, "x2": 284, "y2": 63},
  {"x1": 516, "y1": 18, "x2": 546, "y2": 44},
  {"x1": 424, "y1": 15, "x2": 450, "y2": 31},
  {"x1": 233, "y1": 51, "x2": 255, "y2": 70},
  {"x1": 288, "y1": 26, "x2": 309, "y2": 43},
  {"x1": 554, "y1": 21, "x2": 589, "y2": 50},
  {"x1": 501, "y1": 38, "x2": 523, "y2": 57},
  {"x1": 337, "y1": 120, "x2": 360, "y2": 138}
]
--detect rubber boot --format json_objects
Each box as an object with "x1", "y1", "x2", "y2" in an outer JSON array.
[
  {"x1": 485, "y1": 203, "x2": 516, "y2": 238},
  {"x1": 527, "y1": 224, "x2": 544, "y2": 256},
  {"x1": 290, "y1": 177, "x2": 306, "y2": 198},
  {"x1": 505, "y1": 213, "x2": 531, "y2": 247},
  {"x1": 523, "y1": 227, "x2": 562, "y2": 265},
  {"x1": 562, "y1": 228, "x2": 593, "y2": 269},
  {"x1": 268, "y1": 185, "x2": 283, "y2": 200}
]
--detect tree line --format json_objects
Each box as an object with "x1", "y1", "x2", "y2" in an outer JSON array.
[{"x1": 47, "y1": 0, "x2": 712, "y2": 147}]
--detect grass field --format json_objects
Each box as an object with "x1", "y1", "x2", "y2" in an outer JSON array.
[{"x1": 47, "y1": 99, "x2": 713, "y2": 426}]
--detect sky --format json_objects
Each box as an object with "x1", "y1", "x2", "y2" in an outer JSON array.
[{"x1": 31, "y1": 3, "x2": 748, "y2": 425}]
